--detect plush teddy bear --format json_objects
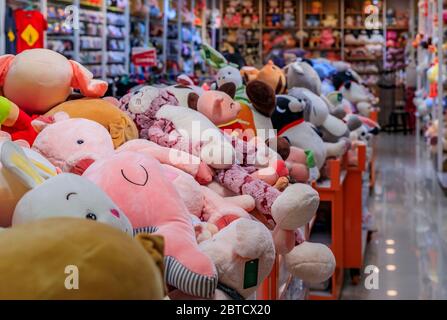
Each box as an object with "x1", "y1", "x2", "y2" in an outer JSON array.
[
  {"x1": 322, "y1": 14, "x2": 338, "y2": 28},
  {"x1": 0, "y1": 218, "x2": 166, "y2": 299},
  {"x1": 0, "y1": 49, "x2": 108, "y2": 145},
  {"x1": 309, "y1": 31, "x2": 321, "y2": 48},
  {"x1": 44, "y1": 98, "x2": 139, "y2": 149}
]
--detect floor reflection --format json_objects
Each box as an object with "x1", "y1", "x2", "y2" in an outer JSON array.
[{"x1": 341, "y1": 133, "x2": 447, "y2": 300}]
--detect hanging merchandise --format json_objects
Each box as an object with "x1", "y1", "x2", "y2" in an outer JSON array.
[
  {"x1": 4, "y1": 6, "x2": 17, "y2": 54},
  {"x1": 14, "y1": 8, "x2": 47, "y2": 53}
]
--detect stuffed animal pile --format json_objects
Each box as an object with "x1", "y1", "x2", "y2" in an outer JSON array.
[{"x1": 0, "y1": 47, "x2": 381, "y2": 300}]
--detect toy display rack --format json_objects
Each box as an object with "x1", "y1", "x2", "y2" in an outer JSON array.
[
  {"x1": 308, "y1": 156, "x2": 347, "y2": 300},
  {"x1": 415, "y1": 0, "x2": 446, "y2": 189},
  {"x1": 343, "y1": 144, "x2": 367, "y2": 284}
]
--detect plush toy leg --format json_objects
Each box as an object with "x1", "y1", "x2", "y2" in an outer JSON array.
[
  {"x1": 118, "y1": 140, "x2": 214, "y2": 184},
  {"x1": 148, "y1": 224, "x2": 218, "y2": 298},
  {"x1": 216, "y1": 165, "x2": 318, "y2": 230},
  {"x1": 284, "y1": 242, "x2": 336, "y2": 284},
  {"x1": 324, "y1": 138, "x2": 350, "y2": 158},
  {"x1": 1, "y1": 108, "x2": 37, "y2": 146},
  {"x1": 200, "y1": 186, "x2": 251, "y2": 227}
]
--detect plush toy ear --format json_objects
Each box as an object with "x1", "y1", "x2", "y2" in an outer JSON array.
[
  {"x1": 246, "y1": 80, "x2": 276, "y2": 117},
  {"x1": 31, "y1": 111, "x2": 70, "y2": 133},
  {"x1": 177, "y1": 74, "x2": 195, "y2": 86},
  {"x1": 187, "y1": 92, "x2": 200, "y2": 110},
  {"x1": 291, "y1": 61, "x2": 304, "y2": 74},
  {"x1": 0, "y1": 55, "x2": 14, "y2": 87},
  {"x1": 0, "y1": 141, "x2": 46, "y2": 189},
  {"x1": 217, "y1": 82, "x2": 236, "y2": 99},
  {"x1": 135, "y1": 233, "x2": 165, "y2": 282},
  {"x1": 213, "y1": 97, "x2": 225, "y2": 111},
  {"x1": 69, "y1": 60, "x2": 108, "y2": 97}
]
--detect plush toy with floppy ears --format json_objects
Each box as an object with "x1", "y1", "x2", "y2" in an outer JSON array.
[
  {"x1": 44, "y1": 98, "x2": 138, "y2": 149},
  {"x1": 83, "y1": 151, "x2": 219, "y2": 299},
  {"x1": 0, "y1": 218, "x2": 166, "y2": 299},
  {"x1": 0, "y1": 49, "x2": 108, "y2": 145}
]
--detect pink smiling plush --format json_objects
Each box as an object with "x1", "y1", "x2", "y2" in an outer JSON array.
[
  {"x1": 83, "y1": 151, "x2": 218, "y2": 298},
  {"x1": 31, "y1": 112, "x2": 114, "y2": 175}
]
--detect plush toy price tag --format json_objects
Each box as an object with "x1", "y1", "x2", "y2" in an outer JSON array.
[{"x1": 243, "y1": 259, "x2": 259, "y2": 289}]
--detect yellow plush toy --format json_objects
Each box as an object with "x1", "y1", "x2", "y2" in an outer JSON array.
[
  {"x1": 45, "y1": 98, "x2": 139, "y2": 148},
  {"x1": 0, "y1": 218, "x2": 166, "y2": 299}
]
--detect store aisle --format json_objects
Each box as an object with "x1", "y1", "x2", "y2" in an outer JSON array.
[{"x1": 341, "y1": 133, "x2": 447, "y2": 300}]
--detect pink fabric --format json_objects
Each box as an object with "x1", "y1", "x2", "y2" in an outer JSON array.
[
  {"x1": 69, "y1": 61, "x2": 107, "y2": 97},
  {"x1": 83, "y1": 151, "x2": 216, "y2": 277},
  {"x1": 216, "y1": 165, "x2": 280, "y2": 221},
  {"x1": 0, "y1": 55, "x2": 14, "y2": 86}
]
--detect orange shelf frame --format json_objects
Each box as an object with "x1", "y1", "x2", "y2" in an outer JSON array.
[
  {"x1": 308, "y1": 157, "x2": 346, "y2": 300},
  {"x1": 343, "y1": 144, "x2": 367, "y2": 269}
]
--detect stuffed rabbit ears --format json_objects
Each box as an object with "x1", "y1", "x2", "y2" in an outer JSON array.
[
  {"x1": 0, "y1": 141, "x2": 56, "y2": 189},
  {"x1": 69, "y1": 60, "x2": 108, "y2": 98}
]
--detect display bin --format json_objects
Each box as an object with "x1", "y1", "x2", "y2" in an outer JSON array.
[
  {"x1": 307, "y1": 157, "x2": 347, "y2": 300},
  {"x1": 342, "y1": 144, "x2": 367, "y2": 282}
]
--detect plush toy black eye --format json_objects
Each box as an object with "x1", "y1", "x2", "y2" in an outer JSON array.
[
  {"x1": 86, "y1": 213, "x2": 97, "y2": 220},
  {"x1": 77, "y1": 139, "x2": 84, "y2": 145}
]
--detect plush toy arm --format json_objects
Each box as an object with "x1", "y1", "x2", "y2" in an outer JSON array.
[
  {"x1": 69, "y1": 61, "x2": 108, "y2": 97},
  {"x1": 118, "y1": 139, "x2": 214, "y2": 184},
  {"x1": 201, "y1": 186, "x2": 251, "y2": 228},
  {"x1": 0, "y1": 55, "x2": 14, "y2": 86},
  {"x1": 0, "y1": 98, "x2": 37, "y2": 146}
]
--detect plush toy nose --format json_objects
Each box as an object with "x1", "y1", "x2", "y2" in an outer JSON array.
[{"x1": 110, "y1": 209, "x2": 120, "y2": 218}]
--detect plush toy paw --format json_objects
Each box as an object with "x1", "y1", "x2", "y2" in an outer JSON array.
[
  {"x1": 325, "y1": 138, "x2": 350, "y2": 158},
  {"x1": 196, "y1": 161, "x2": 214, "y2": 185},
  {"x1": 271, "y1": 183, "x2": 319, "y2": 230},
  {"x1": 284, "y1": 242, "x2": 336, "y2": 284},
  {"x1": 199, "y1": 218, "x2": 275, "y2": 299},
  {"x1": 273, "y1": 176, "x2": 289, "y2": 191}
]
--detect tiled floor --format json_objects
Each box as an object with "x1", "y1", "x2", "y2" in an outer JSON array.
[{"x1": 341, "y1": 133, "x2": 447, "y2": 300}]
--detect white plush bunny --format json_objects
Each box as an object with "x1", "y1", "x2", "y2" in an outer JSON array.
[{"x1": 0, "y1": 141, "x2": 132, "y2": 236}]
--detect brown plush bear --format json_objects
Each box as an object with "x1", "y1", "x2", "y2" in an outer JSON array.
[
  {"x1": 0, "y1": 218, "x2": 166, "y2": 299},
  {"x1": 254, "y1": 60, "x2": 287, "y2": 95},
  {"x1": 45, "y1": 98, "x2": 138, "y2": 148}
]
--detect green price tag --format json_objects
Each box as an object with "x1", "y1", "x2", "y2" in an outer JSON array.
[{"x1": 243, "y1": 259, "x2": 259, "y2": 289}]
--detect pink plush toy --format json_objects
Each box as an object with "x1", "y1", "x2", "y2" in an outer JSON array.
[
  {"x1": 0, "y1": 49, "x2": 108, "y2": 145},
  {"x1": 31, "y1": 112, "x2": 114, "y2": 174},
  {"x1": 31, "y1": 114, "x2": 214, "y2": 183},
  {"x1": 83, "y1": 151, "x2": 218, "y2": 298},
  {"x1": 191, "y1": 83, "x2": 289, "y2": 186},
  {"x1": 119, "y1": 87, "x2": 319, "y2": 235},
  {"x1": 0, "y1": 49, "x2": 107, "y2": 114}
]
